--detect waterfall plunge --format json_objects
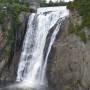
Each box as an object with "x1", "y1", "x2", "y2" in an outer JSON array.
[{"x1": 16, "y1": 6, "x2": 69, "y2": 89}]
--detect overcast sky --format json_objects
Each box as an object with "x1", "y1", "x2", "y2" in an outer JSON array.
[{"x1": 46, "y1": 0, "x2": 73, "y2": 3}]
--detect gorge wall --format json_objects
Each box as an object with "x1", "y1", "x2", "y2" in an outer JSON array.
[
  {"x1": 0, "y1": 12, "x2": 29, "y2": 84},
  {"x1": 47, "y1": 11, "x2": 90, "y2": 90},
  {"x1": 0, "y1": 7, "x2": 90, "y2": 90}
]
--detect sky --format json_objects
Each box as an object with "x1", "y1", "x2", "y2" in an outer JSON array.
[{"x1": 46, "y1": 0, "x2": 73, "y2": 3}]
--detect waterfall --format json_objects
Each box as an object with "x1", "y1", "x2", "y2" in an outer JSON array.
[{"x1": 16, "y1": 6, "x2": 69, "y2": 89}]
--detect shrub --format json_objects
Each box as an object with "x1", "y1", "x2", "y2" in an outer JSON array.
[
  {"x1": 67, "y1": 0, "x2": 90, "y2": 29},
  {"x1": 78, "y1": 31, "x2": 87, "y2": 43},
  {"x1": 69, "y1": 22, "x2": 87, "y2": 43}
]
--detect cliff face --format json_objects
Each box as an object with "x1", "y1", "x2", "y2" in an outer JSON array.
[
  {"x1": 47, "y1": 13, "x2": 90, "y2": 90},
  {"x1": 0, "y1": 6, "x2": 90, "y2": 90},
  {"x1": 0, "y1": 12, "x2": 29, "y2": 83}
]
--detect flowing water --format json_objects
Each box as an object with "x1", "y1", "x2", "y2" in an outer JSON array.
[{"x1": 15, "y1": 6, "x2": 69, "y2": 90}]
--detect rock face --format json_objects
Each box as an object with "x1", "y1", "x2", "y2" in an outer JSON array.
[
  {"x1": 0, "y1": 12, "x2": 29, "y2": 82},
  {"x1": 0, "y1": 6, "x2": 90, "y2": 90},
  {"x1": 47, "y1": 18, "x2": 90, "y2": 90}
]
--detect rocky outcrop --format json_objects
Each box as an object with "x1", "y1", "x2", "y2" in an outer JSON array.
[{"x1": 47, "y1": 17, "x2": 90, "y2": 90}]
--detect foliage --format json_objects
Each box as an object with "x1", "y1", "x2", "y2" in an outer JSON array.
[
  {"x1": 0, "y1": 0, "x2": 29, "y2": 23},
  {"x1": 68, "y1": 22, "x2": 87, "y2": 43},
  {"x1": 0, "y1": 12, "x2": 7, "y2": 23},
  {"x1": 40, "y1": 0, "x2": 68, "y2": 7},
  {"x1": 67, "y1": 0, "x2": 90, "y2": 43},
  {"x1": 67, "y1": 0, "x2": 90, "y2": 28},
  {"x1": 0, "y1": 0, "x2": 29, "y2": 54}
]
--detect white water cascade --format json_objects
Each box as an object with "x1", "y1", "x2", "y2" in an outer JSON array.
[{"x1": 16, "y1": 6, "x2": 69, "y2": 89}]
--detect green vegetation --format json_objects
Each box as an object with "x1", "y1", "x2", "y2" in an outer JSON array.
[
  {"x1": 67, "y1": 0, "x2": 90, "y2": 43},
  {"x1": 0, "y1": 0, "x2": 29, "y2": 55},
  {"x1": 68, "y1": 22, "x2": 87, "y2": 43},
  {"x1": 0, "y1": 12, "x2": 7, "y2": 23},
  {"x1": 0, "y1": 0, "x2": 29, "y2": 23},
  {"x1": 40, "y1": 0, "x2": 68, "y2": 7},
  {"x1": 67, "y1": 0, "x2": 90, "y2": 28}
]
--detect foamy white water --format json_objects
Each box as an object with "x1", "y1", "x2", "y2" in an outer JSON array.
[{"x1": 16, "y1": 6, "x2": 69, "y2": 89}]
